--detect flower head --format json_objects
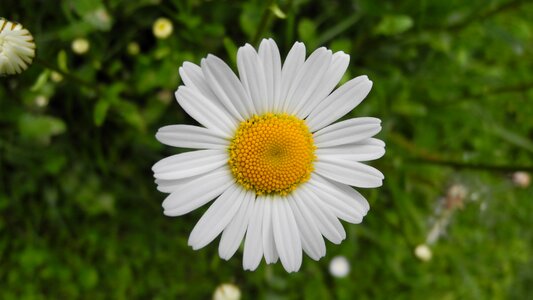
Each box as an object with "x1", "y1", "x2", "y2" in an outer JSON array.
[
  {"x1": 0, "y1": 18, "x2": 35, "y2": 75},
  {"x1": 153, "y1": 38, "x2": 385, "y2": 272}
]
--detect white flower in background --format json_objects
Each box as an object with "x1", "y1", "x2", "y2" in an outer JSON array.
[
  {"x1": 152, "y1": 17, "x2": 173, "y2": 39},
  {"x1": 34, "y1": 95, "x2": 48, "y2": 107},
  {"x1": 512, "y1": 171, "x2": 530, "y2": 188},
  {"x1": 329, "y1": 255, "x2": 350, "y2": 278},
  {"x1": 153, "y1": 38, "x2": 385, "y2": 272},
  {"x1": 0, "y1": 18, "x2": 36, "y2": 75},
  {"x1": 127, "y1": 41, "x2": 140, "y2": 56},
  {"x1": 212, "y1": 283, "x2": 241, "y2": 300},
  {"x1": 445, "y1": 183, "x2": 467, "y2": 210},
  {"x1": 72, "y1": 38, "x2": 90, "y2": 55},
  {"x1": 50, "y1": 71, "x2": 63, "y2": 82},
  {"x1": 414, "y1": 244, "x2": 432, "y2": 262}
]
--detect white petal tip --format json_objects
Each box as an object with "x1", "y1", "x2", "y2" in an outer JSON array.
[{"x1": 163, "y1": 209, "x2": 177, "y2": 217}]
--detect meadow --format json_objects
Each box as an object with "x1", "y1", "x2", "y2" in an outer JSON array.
[{"x1": 1, "y1": 0, "x2": 533, "y2": 299}]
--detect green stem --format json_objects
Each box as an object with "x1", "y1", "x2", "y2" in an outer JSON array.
[
  {"x1": 34, "y1": 57, "x2": 99, "y2": 92},
  {"x1": 389, "y1": 133, "x2": 533, "y2": 172},
  {"x1": 252, "y1": 0, "x2": 275, "y2": 46},
  {"x1": 314, "y1": 14, "x2": 361, "y2": 47},
  {"x1": 411, "y1": 157, "x2": 533, "y2": 172},
  {"x1": 446, "y1": 0, "x2": 526, "y2": 31},
  {"x1": 424, "y1": 0, "x2": 528, "y2": 32}
]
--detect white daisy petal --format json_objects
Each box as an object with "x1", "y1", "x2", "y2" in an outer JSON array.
[
  {"x1": 262, "y1": 196, "x2": 279, "y2": 264},
  {"x1": 272, "y1": 197, "x2": 302, "y2": 272},
  {"x1": 313, "y1": 117, "x2": 382, "y2": 147},
  {"x1": 155, "y1": 176, "x2": 199, "y2": 194},
  {"x1": 179, "y1": 62, "x2": 219, "y2": 102},
  {"x1": 313, "y1": 173, "x2": 370, "y2": 212},
  {"x1": 179, "y1": 62, "x2": 237, "y2": 120},
  {"x1": 297, "y1": 187, "x2": 346, "y2": 244},
  {"x1": 288, "y1": 193, "x2": 326, "y2": 260},
  {"x1": 279, "y1": 42, "x2": 306, "y2": 112},
  {"x1": 237, "y1": 44, "x2": 269, "y2": 115},
  {"x1": 296, "y1": 51, "x2": 350, "y2": 119},
  {"x1": 284, "y1": 47, "x2": 333, "y2": 114},
  {"x1": 258, "y1": 38, "x2": 282, "y2": 113},
  {"x1": 243, "y1": 196, "x2": 264, "y2": 271},
  {"x1": 202, "y1": 55, "x2": 253, "y2": 120},
  {"x1": 219, "y1": 189, "x2": 255, "y2": 260},
  {"x1": 156, "y1": 125, "x2": 229, "y2": 149},
  {"x1": 5, "y1": 49, "x2": 26, "y2": 73},
  {"x1": 188, "y1": 184, "x2": 244, "y2": 250},
  {"x1": 152, "y1": 149, "x2": 227, "y2": 180},
  {"x1": 315, "y1": 157, "x2": 384, "y2": 188},
  {"x1": 307, "y1": 75, "x2": 373, "y2": 131},
  {"x1": 175, "y1": 86, "x2": 237, "y2": 137},
  {"x1": 315, "y1": 138, "x2": 386, "y2": 162},
  {"x1": 162, "y1": 167, "x2": 234, "y2": 215},
  {"x1": 0, "y1": 19, "x2": 35, "y2": 75},
  {"x1": 307, "y1": 174, "x2": 369, "y2": 224}
]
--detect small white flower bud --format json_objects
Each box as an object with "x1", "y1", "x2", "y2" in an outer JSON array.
[
  {"x1": 213, "y1": 283, "x2": 241, "y2": 300},
  {"x1": 329, "y1": 255, "x2": 350, "y2": 278},
  {"x1": 513, "y1": 171, "x2": 530, "y2": 188},
  {"x1": 153, "y1": 18, "x2": 173, "y2": 39},
  {"x1": 72, "y1": 38, "x2": 90, "y2": 55},
  {"x1": 414, "y1": 244, "x2": 432, "y2": 262}
]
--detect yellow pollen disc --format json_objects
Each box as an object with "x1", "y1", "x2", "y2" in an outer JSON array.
[{"x1": 228, "y1": 113, "x2": 316, "y2": 196}]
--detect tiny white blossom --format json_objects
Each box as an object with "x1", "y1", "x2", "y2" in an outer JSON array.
[
  {"x1": 152, "y1": 18, "x2": 173, "y2": 39},
  {"x1": 329, "y1": 255, "x2": 350, "y2": 278},
  {"x1": 35, "y1": 95, "x2": 48, "y2": 107},
  {"x1": 213, "y1": 283, "x2": 241, "y2": 300},
  {"x1": 414, "y1": 244, "x2": 432, "y2": 262},
  {"x1": 512, "y1": 171, "x2": 530, "y2": 188},
  {"x1": 50, "y1": 71, "x2": 63, "y2": 82},
  {"x1": 72, "y1": 38, "x2": 90, "y2": 55}
]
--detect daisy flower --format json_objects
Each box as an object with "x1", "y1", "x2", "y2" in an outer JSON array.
[
  {"x1": 153, "y1": 38, "x2": 385, "y2": 273},
  {"x1": 0, "y1": 18, "x2": 36, "y2": 75}
]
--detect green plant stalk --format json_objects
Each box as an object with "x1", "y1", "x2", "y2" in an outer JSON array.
[
  {"x1": 34, "y1": 57, "x2": 99, "y2": 92},
  {"x1": 252, "y1": 0, "x2": 275, "y2": 46}
]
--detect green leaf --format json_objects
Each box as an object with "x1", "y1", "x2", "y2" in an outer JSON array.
[
  {"x1": 113, "y1": 100, "x2": 145, "y2": 131},
  {"x1": 270, "y1": 4, "x2": 287, "y2": 19},
  {"x1": 18, "y1": 113, "x2": 67, "y2": 144},
  {"x1": 93, "y1": 99, "x2": 110, "y2": 126},
  {"x1": 375, "y1": 15, "x2": 414, "y2": 36},
  {"x1": 298, "y1": 18, "x2": 317, "y2": 45},
  {"x1": 57, "y1": 50, "x2": 69, "y2": 72},
  {"x1": 223, "y1": 37, "x2": 238, "y2": 67},
  {"x1": 30, "y1": 71, "x2": 50, "y2": 92},
  {"x1": 490, "y1": 123, "x2": 533, "y2": 153}
]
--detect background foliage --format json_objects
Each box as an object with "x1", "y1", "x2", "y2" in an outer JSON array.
[{"x1": 1, "y1": 0, "x2": 533, "y2": 299}]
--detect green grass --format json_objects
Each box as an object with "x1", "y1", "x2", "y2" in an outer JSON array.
[{"x1": 1, "y1": 0, "x2": 533, "y2": 299}]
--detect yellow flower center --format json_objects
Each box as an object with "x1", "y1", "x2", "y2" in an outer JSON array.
[{"x1": 228, "y1": 113, "x2": 316, "y2": 195}]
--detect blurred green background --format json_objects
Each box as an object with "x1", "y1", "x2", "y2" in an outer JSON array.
[{"x1": 1, "y1": 0, "x2": 533, "y2": 299}]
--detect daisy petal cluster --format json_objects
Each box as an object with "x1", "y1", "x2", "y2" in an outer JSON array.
[
  {"x1": 0, "y1": 18, "x2": 35, "y2": 75},
  {"x1": 153, "y1": 38, "x2": 385, "y2": 273}
]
